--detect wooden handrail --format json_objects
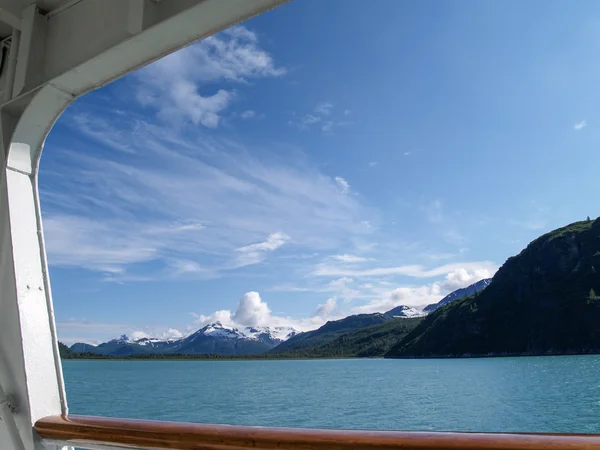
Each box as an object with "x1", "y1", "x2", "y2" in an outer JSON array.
[{"x1": 35, "y1": 415, "x2": 600, "y2": 450}]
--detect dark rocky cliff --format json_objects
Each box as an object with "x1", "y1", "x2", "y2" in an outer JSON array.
[{"x1": 386, "y1": 218, "x2": 600, "y2": 357}]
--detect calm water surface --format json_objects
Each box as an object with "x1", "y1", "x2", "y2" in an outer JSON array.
[{"x1": 63, "y1": 356, "x2": 600, "y2": 433}]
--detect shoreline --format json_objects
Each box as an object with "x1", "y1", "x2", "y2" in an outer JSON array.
[
  {"x1": 60, "y1": 355, "x2": 358, "y2": 361},
  {"x1": 61, "y1": 351, "x2": 600, "y2": 362},
  {"x1": 385, "y1": 350, "x2": 600, "y2": 359}
]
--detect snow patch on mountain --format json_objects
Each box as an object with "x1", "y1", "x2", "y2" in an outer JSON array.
[
  {"x1": 108, "y1": 322, "x2": 299, "y2": 348},
  {"x1": 244, "y1": 326, "x2": 297, "y2": 341},
  {"x1": 385, "y1": 305, "x2": 426, "y2": 318}
]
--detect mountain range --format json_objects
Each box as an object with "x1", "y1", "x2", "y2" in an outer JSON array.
[
  {"x1": 70, "y1": 323, "x2": 297, "y2": 356},
  {"x1": 68, "y1": 279, "x2": 484, "y2": 357},
  {"x1": 66, "y1": 217, "x2": 600, "y2": 359}
]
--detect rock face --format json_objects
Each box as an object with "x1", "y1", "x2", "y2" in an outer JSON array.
[
  {"x1": 423, "y1": 278, "x2": 492, "y2": 313},
  {"x1": 386, "y1": 218, "x2": 600, "y2": 358}
]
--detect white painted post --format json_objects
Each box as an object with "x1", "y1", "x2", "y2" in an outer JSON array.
[{"x1": 0, "y1": 86, "x2": 72, "y2": 450}]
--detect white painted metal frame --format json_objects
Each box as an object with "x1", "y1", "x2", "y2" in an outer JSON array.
[{"x1": 0, "y1": 1, "x2": 289, "y2": 449}]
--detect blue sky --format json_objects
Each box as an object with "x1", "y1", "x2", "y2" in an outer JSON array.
[{"x1": 42, "y1": 0, "x2": 600, "y2": 344}]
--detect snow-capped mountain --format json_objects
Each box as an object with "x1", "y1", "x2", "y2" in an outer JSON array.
[
  {"x1": 70, "y1": 323, "x2": 298, "y2": 356},
  {"x1": 423, "y1": 278, "x2": 492, "y2": 313},
  {"x1": 244, "y1": 326, "x2": 298, "y2": 344},
  {"x1": 183, "y1": 322, "x2": 297, "y2": 343},
  {"x1": 384, "y1": 305, "x2": 425, "y2": 318}
]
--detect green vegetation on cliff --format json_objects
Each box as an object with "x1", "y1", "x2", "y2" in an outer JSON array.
[
  {"x1": 270, "y1": 313, "x2": 393, "y2": 353},
  {"x1": 386, "y1": 218, "x2": 600, "y2": 358},
  {"x1": 274, "y1": 317, "x2": 422, "y2": 358},
  {"x1": 58, "y1": 341, "x2": 75, "y2": 359}
]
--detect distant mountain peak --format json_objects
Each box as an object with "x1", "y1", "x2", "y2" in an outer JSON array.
[
  {"x1": 423, "y1": 278, "x2": 492, "y2": 313},
  {"x1": 385, "y1": 305, "x2": 425, "y2": 318},
  {"x1": 77, "y1": 323, "x2": 299, "y2": 357}
]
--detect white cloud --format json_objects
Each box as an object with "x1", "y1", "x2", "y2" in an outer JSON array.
[
  {"x1": 130, "y1": 331, "x2": 149, "y2": 340},
  {"x1": 312, "y1": 261, "x2": 498, "y2": 279},
  {"x1": 166, "y1": 259, "x2": 212, "y2": 278},
  {"x1": 343, "y1": 109, "x2": 351, "y2": 116},
  {"x1": 135, "y1": 25, "x2": 284, "y2": 126},
  {"x1": 193, "y1": 309, "x2": 234, "y2": 327},
  {"x1": 194, "y1": 291, "x2": 330, "y2": 331},
  {"x1": 299, "y1": 114, "x2": 321, "y2": 127},
  {"x1": 368, "y1": 161, "x2": 378, "y2": 168},
  {"x1": 232, "y1": 292, "x2": 272, "y2": 326},
  {"x1": 312, "y1": 298, "x2": 337, "y2": 318},
  {"x1": 335, "y1": 176, "x2": 350, "y2": 194},
  {"x1": 331, "y1": 254, "x2": 369, "y2": 263},
  {"x1": 439, "y1": 268, "x2": 493, "y2": 291},
  {"x1": 235, "y1": 232, "x2": 290, "y2": 267},
  {"x1": 352, "y1": 283, "x2": 443, "y2": 313},
  {"x1": 241, "y1": 110, "x2": 257, "y2": 119},
  {"x1": 237, "y1": 232, "x2": 289, "y2": 253},
  {"x1": 574, "y1": 120, "x2": 587, "y2": 131},
  {"x1": 315, "y1": 102, "x2": 333, "y2": 116},
  {"x1": 163, "y1": 328, "x2": 184, "y2": 339},
  {"x1": 351, "y1": 267, "x2": 494, "y2": 313}
]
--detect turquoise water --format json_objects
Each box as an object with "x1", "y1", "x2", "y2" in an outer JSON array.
[{"x1": 63, "y1": 356, "x2": 600, "y2": 433}]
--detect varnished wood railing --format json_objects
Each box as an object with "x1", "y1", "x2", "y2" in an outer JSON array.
[{"x1": 35, "y1": 415, "x2": 600, "y2": 450}]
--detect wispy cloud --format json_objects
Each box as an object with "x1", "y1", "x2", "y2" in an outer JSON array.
[
  {"x1": 315, "y1": 102, "x2": 333, "y2": 116},
  {"x1": 331, "y1": 254, "x2": 370, "y2": 263},
  {"x1": 235, "y1": 232, "x2": 290, "y2": 267},
  {"x1": 574, "y1": 120, "x2": 587, "y2": 131},
  {"x1": 312, "y1": 297, "x2": 337, "y2": 318},
  {"x1": 241, "y1": 110, "x2": 257, "y2": 119},
  {"x1": 334, "y1": 176, "x2": 350, "y2": 194},
  {"x1": 312, "y1": 261, "x2": 497, "y2": 279},
  {"x1": 42, "y1": 118, "x2": 370, "y2": 280},
  {"x1": 292, "y1": 102, "x2": 351, "y2": 133},
  {"x1": 299, "y1": 114, "x2": 321, "y2": 127},
  {"x1": 134, "y1": 25, "x2": 285, "y2": 127},
  {"x1": 270, "y1": 276, "x2": 359, "y2": 298}
]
